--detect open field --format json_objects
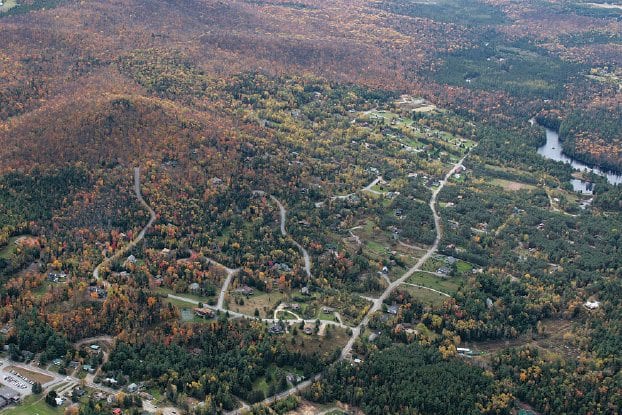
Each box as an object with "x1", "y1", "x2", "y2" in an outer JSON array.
[
  {"x1": 490, "y1": 178, "x2": 537, "y2": 192},
  {"x1": 408, "y1": 271, "x2": 461, "y2": 294},
  {"x1": 399, "y1": 284, "x2": 451, "y2": 307},
  {"x1": 0, "y1": 0, "x2": 18, "y2": 13},
  {"x1": 1, "y1": 395, "x2": 63, "y2": 415},
  {"x1": 0, "y1": 236, "x2": 22, "y2": 259},
  {"x1": 228, "y1": 291, "x2": 287, "y2": 318},
  {"x1": 5, "y1": 366, "x2": 54, "y2": 384}
]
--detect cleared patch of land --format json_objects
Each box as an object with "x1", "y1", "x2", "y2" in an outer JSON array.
[
  {"x1": 490, "y1": 178, "x2": 537, "y2": 191},
  {"x1": 0, "y1": 0, "x2": 18, "y2": 13}
]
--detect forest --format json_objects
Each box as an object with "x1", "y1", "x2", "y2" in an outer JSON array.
[{"x1": 0, "y1": 0, "x2": 620, "y2": 414}]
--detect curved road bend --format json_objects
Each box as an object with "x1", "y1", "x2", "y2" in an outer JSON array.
[{"x1": 92, "y1": 167, "x2": 156, "y2": 282}]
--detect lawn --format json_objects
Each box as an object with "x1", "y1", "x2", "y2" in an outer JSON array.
[
  {"x1": 2, "y1": 395, "x2": 63, "y2": 415},
  {"x1": 227, "y1": 291, "x2": 287, "y2": 318},
  {"x1": 400, "y1": 283, "x2": 452, "y2": 307},
  {"x1": 408, "y1": 271, "x2": 460, "y2": 294}
]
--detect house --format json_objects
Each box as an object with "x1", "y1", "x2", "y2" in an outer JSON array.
[
  {"x1": 53, "y1": 358, "x2": 63, "y2": 366},
  {"x1": 268, "y1": 324, "x2": 284, "y2": 335},
  {"x1": 193, "y1": 307, "x2": 215, "y2": 319},
  {"x1": 584, "y1": 300, "x2": 600, "y2": 310},
  {"x1": 90, "y1": 344, "x2": 101, "y2": 351},
  {"x1": 127, "y1": 383, "x2": 138, "y2": 393},
  {"x1": 387, "y1": 304, "x2": 399, "y2": 315},
  {"x1": 446, "y1": 256, "x2": 457, "y2": 265},
  {"x1": 437, "y1": 267, "x2": 450, "y2": 275},
  {"x1": 112, "y1": 409, "x2": 122, "y2": 415},
  {"x1": 126, "y1": 255, "x2": 137, "y2": 264},
  {"x1": 73, "y1": 387, "x2": 86, "y2": 398},
  {"x1": 104, "y1": 378, "x2": 118, "y2": 386},
  {"x1": 290, "y1": 303, "x2": 301, "y2": 311},
  {"x1": 301, "y1": 286, "x2": 310, "y2": 296},
  {"x1": 82, "y1": 365, "x2": 95, "y2": 374},
  {"x1": 322, "y1": 307, "x2": 334, "y2": 314},
  {"x1": 55, "y1": 397, "x2": 64, "y2": 406},
  {"x1": 235, "y1": 286, "x2": 254, "y2": 296},
  {"x1": 69, "y1": 361, "x2": 80, "y2": 369},
  {"x1": 382, "y1": 266, "x2": 389, "y2": 274},
  {"x1": 188, "y1": 282, "x2": 200, "y2": 293}
]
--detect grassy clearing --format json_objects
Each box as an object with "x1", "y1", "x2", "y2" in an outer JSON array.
[
  {"x1": 0, "y1": 0, "x2": 17, "y2": 13},
  {"x1": 228, "y1": 291, "x2": 287, "y2": 318},
  {"x1": 400, "y1": 284, "x2": 451, "y2": 307},
  {"x1": 407, "y1": 272, "x2": 460, "y2": 294},
  {"x1": 2, "y1": 395, "x2": 62, "y2": 415},
  {"x1": 490, "y1": 178, "x2": 537, "y2": 192},
  {"x1": 284, "y1": 326, "x2": 349, "y2": 357},
  {"x1": 0, "y1": 236, "x2": 23, "y2": 259}
]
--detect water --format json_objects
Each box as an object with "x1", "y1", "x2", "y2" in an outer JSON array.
[{"x1": 533, "y1": 120, "x2": 622, "y2": 192}]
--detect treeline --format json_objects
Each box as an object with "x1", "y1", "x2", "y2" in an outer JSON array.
[
  {"x1": 104, "y1": 320, "x2": 325, "y2": 412},
  {"x1": 306, "y1": 343, "x2": 509, "y2": 415}
]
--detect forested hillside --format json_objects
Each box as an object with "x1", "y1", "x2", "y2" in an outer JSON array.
[{"x1": 0, "y1": 1, "x2": 620, "y2": 414}]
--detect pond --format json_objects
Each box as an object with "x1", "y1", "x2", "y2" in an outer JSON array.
[{"x1": 533, "y1": 119, "x2": 622, "y2": 193}]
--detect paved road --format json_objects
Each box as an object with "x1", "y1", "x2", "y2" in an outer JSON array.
[
  {"x1": 341, "y1": 154, "x2": 469, "y2": 360},
  {"x1": 92, "y1": 167, "x2": 156, "y2": 282},
  {"x1": 167, "y1": 294, "x2": 350, "y2": 330},
  {"x1": 362, "y1": 176, "x2": 384, "y2": 194},
  {"x1": 270, "y1": 195, "x2": 312, "y2": 278},
  {"x1": 214, "y1": 260, "x2": 241, "y2": 310}
]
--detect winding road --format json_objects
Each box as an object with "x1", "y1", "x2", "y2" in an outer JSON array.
[
  {"x1": 341, "y1": 154, "x2": 469, "y2": 359},
  {"x1": 270, "y1": 195, "x2": 312, "y2": 278},
  {"x1": 92, "y1": 167, "x2": 156, "y2": 282}
]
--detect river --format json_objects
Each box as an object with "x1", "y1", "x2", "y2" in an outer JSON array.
[{"x1": 533, "y1": 120, "x2": 622, "y2": 193}]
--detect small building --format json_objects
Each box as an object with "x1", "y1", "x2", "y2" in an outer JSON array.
[
  {"x1": 188, "y1": 282, "x2": 200, "y2": 293},
  {"x1": 126, "y1": 255, "x2": 137, "y2": 264},
  {"x1": 387, "y1": 305, "x2": 399, "y2": 315},
  {"x1": 90, "y1": 344, "x2": 101, "y2": 351},
  {"x1": 301, "y1": 286, "x2": 310, "y2": 296},
  {"x1": 584, "y1": 300, "x2": 600, "y2": 310},
  {"x1": 291, "y1": 303, "x2": 301, "y2": 311},
  {"x1": 268, "y1": 324, "x2": 284, "y2": 335},
  {"x1": 193, "y1": 307, "x2": 215, "y2": 319},
  {"x1": 437, "y1": 267, "x2": 450, "y2": 275},
  {"x1": 82, "y1": 365, "x2": 95, "y2": 374},
  {"x1": 322, "y1": 307, "x2": 334, "y2": 314},
  {"x1": 127, "y1": 383, "x2": 138, "y2": 393},
  {"x1": 235, "y1": 286, "x2": 254, "y2": 296}
]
